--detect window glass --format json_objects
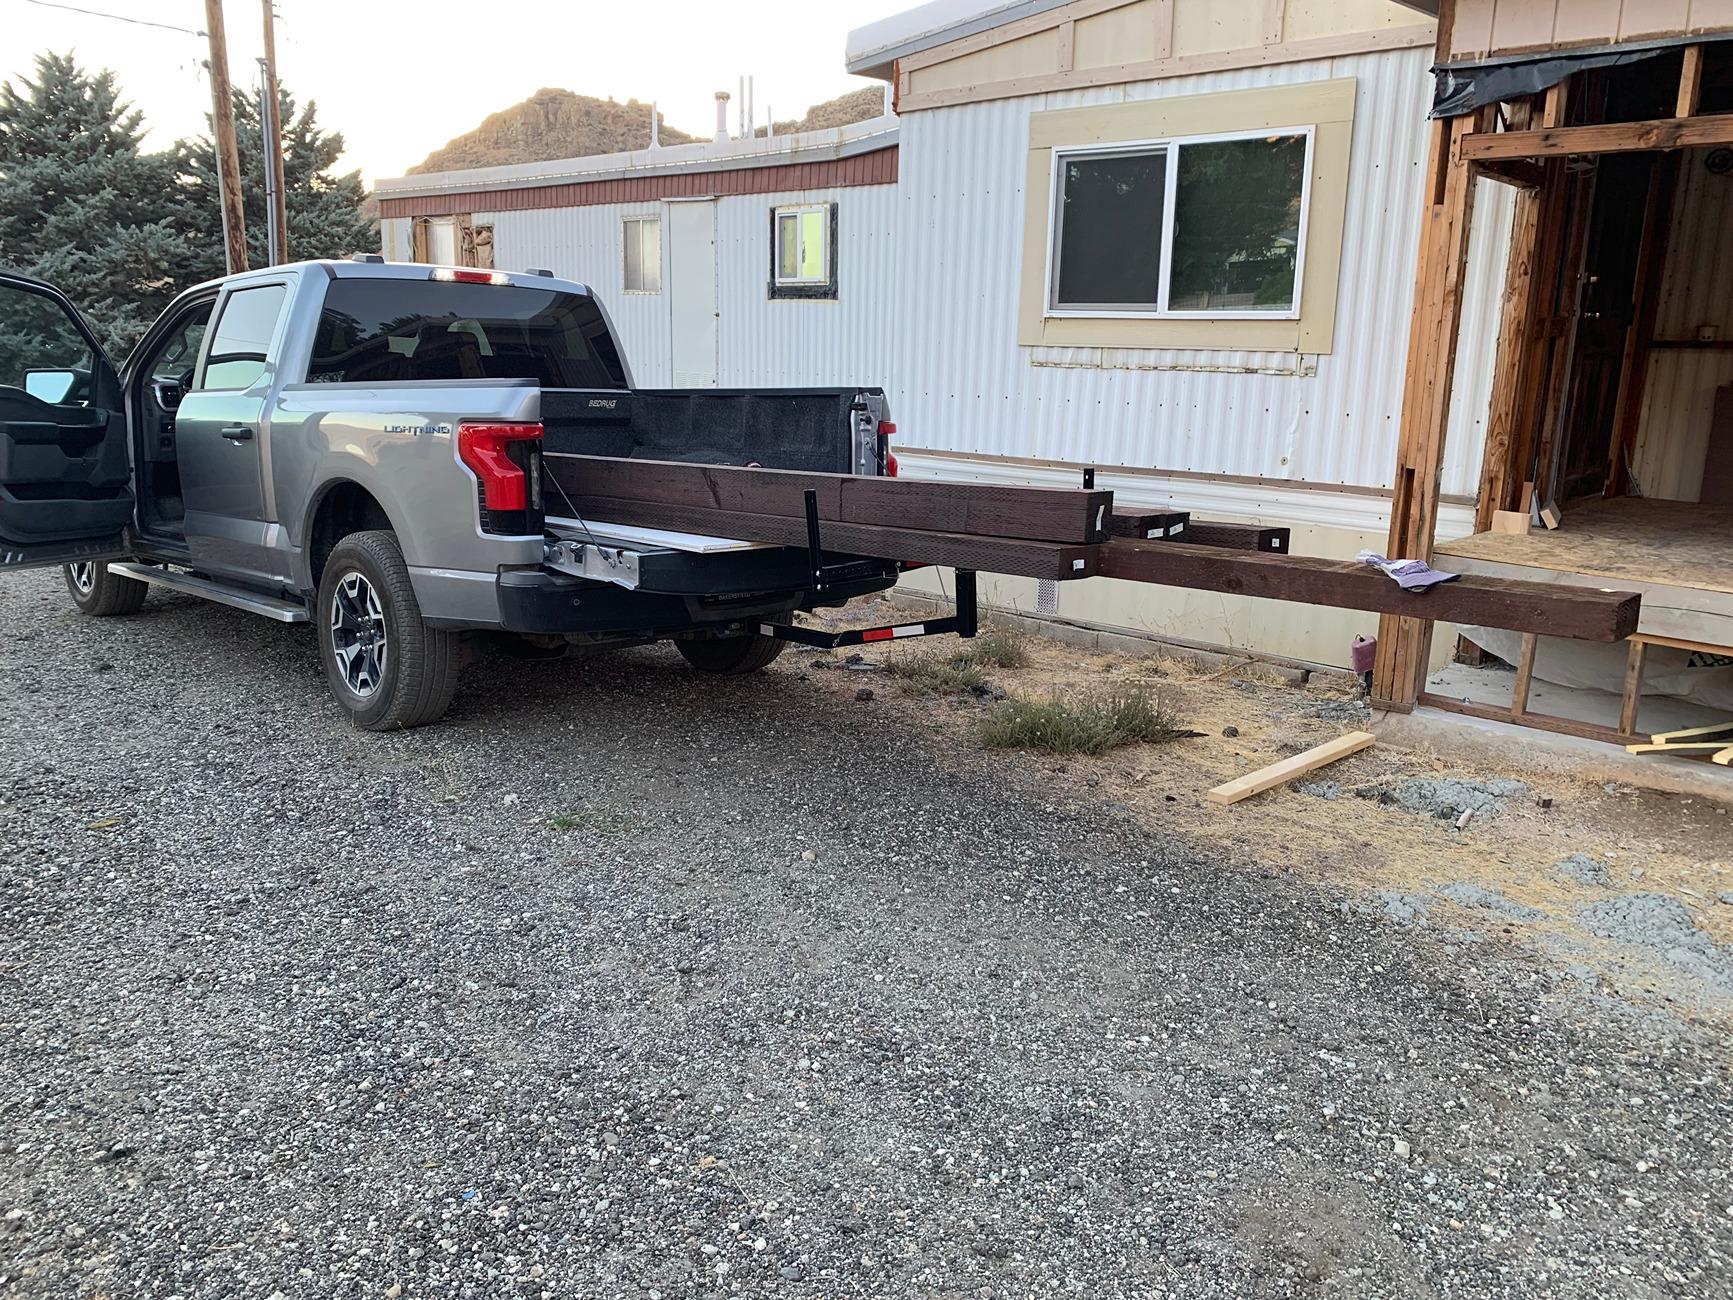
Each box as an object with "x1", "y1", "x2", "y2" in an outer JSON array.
[
  {"x1": 1168, "y1": 134, "x2": 1308, "y2": 313},
  {"x1": 623, "y1": 216, "x2": 661, "y2": 293},
  {"x1": 1053, "y1": 151, "x2": 1166, "y2": 310},
  {"x1": 798, "y1": 210, "x2": 826, "y2": 280},
  {"x1": 0, "y1": 282, "x2": 97, "y2": 404},
  {"x1": 306, "y1": 277, "x2": 627, "y2": 388},
  {"x1": 776, "y1": 212, "x2": 802, "y2": 280},
  {"x1": 199, "y1": 284, "x2": 287, "y2": 391},
  {"x1": 772, "y1": 205, "x2": 833, "y2": 294}
]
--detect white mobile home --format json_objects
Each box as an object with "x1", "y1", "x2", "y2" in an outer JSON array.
[
  {"x1": 848, "y1": 0, "x2": 1513, "y2": 669},
  {"x1": 375, "y1": 117, "x2": 900, "y2": 391}
]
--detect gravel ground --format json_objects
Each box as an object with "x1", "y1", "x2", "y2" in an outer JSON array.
[{"x1": 1, "y1": 569, "x2": 1729, "y2": 1300}]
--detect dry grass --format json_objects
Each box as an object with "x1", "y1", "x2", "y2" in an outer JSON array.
[
  {"x1": 979, "y1": 687, "x2": 1193, "y2": 756},
  {"x1": 882, "y1": 623, "x2": 1029, "y2": 693}
]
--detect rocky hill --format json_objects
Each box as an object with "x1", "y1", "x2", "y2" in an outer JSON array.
[
  {"x1": 409, "y1": 85, "x2": 890, "y2": 176},
  {"x1": 408, "y1": 90, "x2": 694, "y2": 174},
  {"x1": 762, "y1": 87, "x2": 887, "y2": 137}
]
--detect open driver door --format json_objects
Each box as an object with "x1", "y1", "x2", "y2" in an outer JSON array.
[{"x1": 0, "y1": 272, "x2": 133, "y2": 570}]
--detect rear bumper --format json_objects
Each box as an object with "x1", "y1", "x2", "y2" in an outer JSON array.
[{"x1": 494, "y1": 560, "x2": 897, "y2": 637}]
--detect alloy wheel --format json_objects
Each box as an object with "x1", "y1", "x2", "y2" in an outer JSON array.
[{"x1": 329, "y1": 571, "x2": 389, "y2": 698}]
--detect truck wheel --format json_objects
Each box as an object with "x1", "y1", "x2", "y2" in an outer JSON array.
[
  {"x1": 317, "y1": 530, "x2": 461, "y2": 731},
  {"x1": 64, "y1": 561, "x2": 148, "y2": 616},
  {"x1": 677, "y1": 622, "x2": 788, "y2": 675}
]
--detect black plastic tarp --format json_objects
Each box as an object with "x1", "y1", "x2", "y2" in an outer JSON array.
[{"x1": 1431, "y1": 41, "x2": 1673, "y2": 118}]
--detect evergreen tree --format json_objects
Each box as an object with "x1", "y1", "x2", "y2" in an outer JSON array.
[
  {"x1": 176, "y1": 86, "x2": 375, "y2": 283},
  {"x1": 0, "y1": 52, "x2": 193, "y2": 361}
]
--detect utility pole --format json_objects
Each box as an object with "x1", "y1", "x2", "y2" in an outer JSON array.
[
  {"x1": 204, "y1": 0, "x2": 249, "y2": 274},
  {"x1": 259, "y1": 0, "x2": 289, "y2": 263}
]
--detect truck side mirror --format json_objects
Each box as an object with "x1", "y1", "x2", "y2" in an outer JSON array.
[{"x1": 23, "y1": 368, "x2": 77, "y2": 404}]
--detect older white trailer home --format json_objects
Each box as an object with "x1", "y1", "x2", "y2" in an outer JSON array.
[
  {"x1": 375, "y1": 117, "x2": 900, "y2": 391},
  {"x1": 848, "y1": 0, "x2": 1516, "y2": 669}
]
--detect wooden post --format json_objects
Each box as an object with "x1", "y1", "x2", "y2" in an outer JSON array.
[
  {"x1": 1371, "y1": 110, "x2": 1481, "y2": 711},
  {"x1": 1678, "y1": 44, "x2": 1704, "y2": 119},
  {"x1": 1605, "y1": 153, "x2": 1678, "y2": 496},
  {"x1": 204, "y1": 0, "x2": 249, "y2": 275},
  {"x1": 259, "y1": 0, "x2": 289, "y2": 264}
]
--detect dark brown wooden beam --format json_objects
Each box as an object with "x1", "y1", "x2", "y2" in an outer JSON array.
[
  {"x1": 1178, "y1": 521, "x2": 1290, "y2": 553},
  {"x1": 1462, "y1": 113, "x2": 1733, "y2": 161},
  {"x1": 1473, "y1": 157, "x2": 1546, "y2": 189},
  {"x1": 1098, "y1": 540, "x2": 1639, "y2": 642},
  {"x1": 1109, "y1": 509, "x2": 1189, "y2": 540},
  {"x1": 545, "y1": 454, "x2": 1113, "y2": 544},
  {"x1": 559, "y1": 494, "x2": 1102, "y2": 580}
]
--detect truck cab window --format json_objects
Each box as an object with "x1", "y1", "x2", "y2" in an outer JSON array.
[
  {"x1": 306, "y1": 277, "x2": 627, "y2": 388},
  {"x1": 199, "y1": 283, "x2": 288, "y2": 391}
]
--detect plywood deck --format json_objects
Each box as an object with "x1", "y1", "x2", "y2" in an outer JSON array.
[
  {"x1": 1435, "y1": 497, "x2": 1733, "y2": 646},
  {"x1": 1437, "y1": 497, "x2": 1733, "y2": 593}
]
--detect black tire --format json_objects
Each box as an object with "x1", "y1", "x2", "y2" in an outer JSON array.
[
  {"x1": 676, "y1": 621, "x2": 788, "y2": 675},
  {"x1": 64, "y1": 561, "x2": 148, "y2": 617},
  {"x1": 316, "y1": 530, "x2": 461, "y2": 731}
]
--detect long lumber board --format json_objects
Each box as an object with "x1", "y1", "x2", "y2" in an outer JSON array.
[
  {"x1": 545, "y1": 454, "x2": 1113, "y2": 544},
  {"x1": 561, "y1": 494, "x2": 1100, "y2": 580},
  {"x1": 1207, "y1": 731, "x2": 1377, "y2": 805},
  {"x1": 1098, "y1": 540, "x2": 1640, "y2": 642}
]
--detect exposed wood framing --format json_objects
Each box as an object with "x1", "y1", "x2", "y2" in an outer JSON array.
[
  {"x1": 1474, "y1": 182, "x2": 1545, "y2": 529},
  {"x1": 1605, "y1": 153, "x2": 1680, "y2": 496},
  {"x1": 1678, "y1": 43, "x2": 1705, "y2": 118},
  {"x1": 1530, "y1": 167, "x2": 1596, "y2": 506},
  {"x1": 1372, "y1": 109, "x2": 1484, "y2": 710},
  {"x1": 1463, "y1": 113, "x2": 1733, "y2": 160}
]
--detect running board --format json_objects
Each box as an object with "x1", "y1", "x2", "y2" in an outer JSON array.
[{"x1": 109, "y1": 562, "x2": 309, "y2": 623}]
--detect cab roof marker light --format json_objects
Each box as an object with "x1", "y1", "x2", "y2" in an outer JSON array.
[{"x1": 429, "y1": 267, "x2": 511, "y2": 286}]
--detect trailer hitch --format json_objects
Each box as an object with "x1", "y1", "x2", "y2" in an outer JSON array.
[{"x1": 765, "y1": 488, "x2": 978, "y2": 649}]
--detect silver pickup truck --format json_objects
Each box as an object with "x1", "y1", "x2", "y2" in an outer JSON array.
[{"x1": 0, "y1": 260, "x2": 899, "y2": 728}]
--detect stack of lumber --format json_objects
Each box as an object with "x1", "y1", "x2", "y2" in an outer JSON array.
[
  {"x1": 544, "y1": 454, "x2": 1111, "y2": 579},
  {"x1": 543, "y1": 454, "x2": 1643, "y2": 643}
]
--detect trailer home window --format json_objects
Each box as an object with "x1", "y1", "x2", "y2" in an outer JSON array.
[
  {"x1": 1049, "y1": 130, "x2": 1311, "y2": 319},
  {"x1": 770, "y1": 203, "x2": 836, "y2": 298},
  {"x1": 622, "y1": 216, "x2": 661, "y2": 294}
]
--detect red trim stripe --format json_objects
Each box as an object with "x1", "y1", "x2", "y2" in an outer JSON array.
[{"x1": 380, "y1": 146, "x2": 898, "y2": 220}]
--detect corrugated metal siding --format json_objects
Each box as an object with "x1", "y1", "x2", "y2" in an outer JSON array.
[
  {"x1": 891, "y1": 46, "x2": 1511, "y2": 520},
  {"x1": 473, "y1": 184, "x2": 899, "y2": 391},
  {"x1": 715, "y1": 184, "x2": 899, "y2": 388},
  {"x1": 1632, "y1": 147, "x2": 1733, "y2": 501}
]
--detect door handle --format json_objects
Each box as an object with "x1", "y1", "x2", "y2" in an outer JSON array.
[{"x1": 220, "y1": 425, "x2": 255, "y2": 442}]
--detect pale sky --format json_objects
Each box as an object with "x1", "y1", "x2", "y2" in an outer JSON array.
[{"x1": 3, "y1": 0, "x2": 913, "y2": 182}]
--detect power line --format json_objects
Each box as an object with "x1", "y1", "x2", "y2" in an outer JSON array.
[{"x1": 21, "y1": 0, "x2": 205, "y2": 37}]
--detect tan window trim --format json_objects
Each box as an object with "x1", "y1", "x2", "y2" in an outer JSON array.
[{"x1": 1018, "y1": 77, "x2": 1357, "y2": 354}]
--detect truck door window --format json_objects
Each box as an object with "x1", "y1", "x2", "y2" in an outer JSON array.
[
  {"x1": 198, "y1": 284, "x2": 288, "y2": 391},
  {"x1": 0, "y1": 281, "x2": 100, "y2": 406},
  {"x1": 306, "y1": 278, "x2": 627, "y2": 388}
]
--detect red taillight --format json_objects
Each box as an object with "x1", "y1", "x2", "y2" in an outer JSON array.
[
  {"x1": 877, "y1": 420, "x2": 898, "y2": 477},
  {"x1": 458, "y1": 422, "x2": 542, "y2": 511}
]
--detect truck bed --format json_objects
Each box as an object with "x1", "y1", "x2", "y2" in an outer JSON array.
[{"x1": 541, "y1": 387, "x2": 879, "y2": 475}]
